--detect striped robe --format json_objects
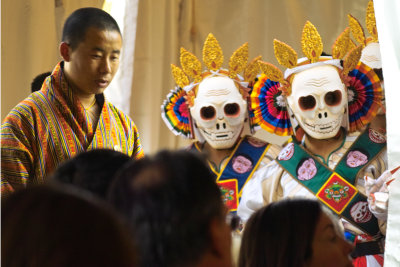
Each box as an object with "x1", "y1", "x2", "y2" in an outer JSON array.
[{"x1": 1, "y1": 62, "x2": 144, "y2": 195}]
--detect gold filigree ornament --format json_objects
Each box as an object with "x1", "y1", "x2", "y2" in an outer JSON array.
[
  {"x1": 229, "y1": 42, "x2": 249, "y2": 79},
  {"x1": 170, "y1": 64, "x2": 189, "y2": 89},
  {"x1": 342, "y1": 45, "x2": 363, "y2": 76},
  {"x1": 244, "y1": 55, "x2": 262, "y2": 84},
  {"x1": 331, "y1": 27, "x2": 350, "y2": 59},
  {"x1": 348, "y1": 14, "x2": 366, "y2": 46},
  {"x1": 258, "y1": 21, "x2": 361, "y2": 96},
  {"x1": 301, "y1": 21, "x2": 323, "y2": 63},
  {"x1": 348, "y1": 0, "x2": 378, "y2": 46},
  {"x1": 366, "y1": 0, "x2": 378, "y2": 42},
  {"x1": 180, "y1": 48, "x2": 202, "y2": 82},
  {"x1": 274, "y1": 40, "x2": 298, "y2": 68}
]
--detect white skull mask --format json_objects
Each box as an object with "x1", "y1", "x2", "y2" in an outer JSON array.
[
  {"x1": 190, "y1": 76, "x2": 247, "y2": 149},
  {"x1": 287, "y1": 65, "x2": 347, "y2": 139},
  {"x1": 360, "y1": 42, "x2": 382, "y2": 69}
]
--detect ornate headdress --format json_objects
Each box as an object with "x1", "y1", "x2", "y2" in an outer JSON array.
[
  {"x1": 162, "y1": 33, "x2": 261, "y2": 139},
  {"x1": 348, "y1": 0, "x2": 381, "y2": 70},
  {"x1": 348, "y1": 0, "x2": 378, "y2": 47},
  {"x1": 251, "y1": 21, "x2": 382, "y2": 136}
]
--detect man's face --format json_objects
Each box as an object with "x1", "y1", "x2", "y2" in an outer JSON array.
[{"x1": 63, "y1": 27, "x2": 122, "y2": 97}]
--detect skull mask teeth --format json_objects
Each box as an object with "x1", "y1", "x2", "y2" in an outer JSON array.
[
  {"x1": 287, "y1": 65, "x2": 347, "y2": 139},
  {"x1": 191, "y1": 76, "x2": 247, "y2": 149}
]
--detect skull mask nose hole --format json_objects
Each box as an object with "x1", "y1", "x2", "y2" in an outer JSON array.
[
  {"x1": 223, "y1": 123, "x2": 226, "y2": 129},
  {"x1": 318, "y1": 113, "x2": 322, "y2": 119},
  {"x1": 324, "y1": 112, "x2": 328, "y2": 118},
  {"x1": 216, "y1": 124, "x2": 220, "y2": 130}
]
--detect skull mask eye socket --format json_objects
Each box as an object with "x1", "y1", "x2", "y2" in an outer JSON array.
[
  {"x1": 200, "y1": 106, "x2": 216, "y2": 120},
  {"x1": 224, "y1": 103, "x2": 240, "y2": 117},
  {"x1": 298, "y1": 95, "x2": 316, "y2": 111},
  {"x1": 324, "y1": 90, "x2": 342, "y2": 106}
]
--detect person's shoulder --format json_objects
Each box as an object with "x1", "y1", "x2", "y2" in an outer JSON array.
[
  {"x1": 5, "y1": 93, "x2": 40, "y2": 115},
  {"x1": 104, "y1": 101, "x2": 137, "y2": 127},
  {"x1": 4, "y1": 91, "x2": 53, "y2": 121},
  {"x1": 105, "y1": 101, "x2": 126, "y2": 115}
]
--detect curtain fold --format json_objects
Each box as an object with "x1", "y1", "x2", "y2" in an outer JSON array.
[{"x1": 374, "y1": 1, "x2": 400, "y2": 265}]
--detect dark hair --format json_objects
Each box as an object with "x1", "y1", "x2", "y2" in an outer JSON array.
[
  {"x1": 238, "y1": 198, "x2": 322, "y2": 267},
  {"x1": 108, "y1": 150, "x2": 224, "y2": 267},
  {"x1": 1, "y1": 185, "x2": 136, "y2": 267},
  {"x1": 62, "y1": 7, "x2": 121, "y2": 50},
  {"x1": 50, "y1": 148, "x2": 131, "y2": 200},
  {"x1": 31, "y1": 72, "x2": 51, "y2": 93}
]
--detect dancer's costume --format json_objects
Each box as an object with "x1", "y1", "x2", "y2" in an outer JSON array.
[
  {"x1": 238, "y1": 19, "x2": 386, "y2": 267},
  {"x1": 161, "y1": 34, "x2": 280, "y2": 214}
]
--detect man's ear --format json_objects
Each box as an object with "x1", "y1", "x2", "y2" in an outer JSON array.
[{"x1": 60, "y1": 42, "x2": 71, "y2": 61}]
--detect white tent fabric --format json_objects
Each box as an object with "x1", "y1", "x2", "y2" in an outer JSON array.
[
  {"x1": 103, "y1": 0, "x2": 139, "y2": 114},
  {"x1": 374, "y1": 1, "x2": 400, "y2": 266}
]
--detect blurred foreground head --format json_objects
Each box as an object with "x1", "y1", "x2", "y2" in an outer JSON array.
[
  {"x1": 2, "y1": 185, "x2": 136, "y2": 267},
  {"x1": 108, "y1": 150, "x2": 233, "y2": 267},
  {"x1": 51, "y1": 148, "x2": 131, "y2": 199},
  {"x1": 239, "y1": 198, "x2": 353, "y2": 267}
]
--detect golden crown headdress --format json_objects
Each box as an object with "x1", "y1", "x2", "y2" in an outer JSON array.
[
  {"x1": 348, "y1": 0, "x2": 378, "y2": 47},
  {"x1": 171, "y1": 33, "x2": 261, "y2": 106},
  {"x1": 258, "y1": 21, "x2": 363, "y2": 96},
  {"x1": 251, "y1": 20, "x2": 382, "y2": 136},
  {"x1": 162, "y1": 33, "x2": 261, "y2": 139}
]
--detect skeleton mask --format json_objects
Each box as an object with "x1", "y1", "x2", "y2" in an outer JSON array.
[
  {"x1": 287, "y1": 65, "x2": 347, "y2": 139},
  {"x1": 190, "y1": 76, "x2": 247, "y2": 149},
  {"x1": 360, "y1": 42, "x2": 382, "y2": 69}
]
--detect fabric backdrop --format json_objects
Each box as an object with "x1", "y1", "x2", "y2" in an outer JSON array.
[{"x1": 1, "y1": 0, "x2": 104, "y2": 122}]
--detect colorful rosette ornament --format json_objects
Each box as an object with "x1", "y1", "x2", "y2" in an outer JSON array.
[
  {"x1": 161, "y1": 87, "x2": 193, "y2": 138},
  {"x1": 347, "y1": 62, "x2": 382, "y2": 132},
  {"x1": 250, "y1": 74, "x2": 293, "y2": 136}
]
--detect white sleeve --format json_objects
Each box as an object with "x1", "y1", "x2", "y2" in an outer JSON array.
[{"x1": 238, "y1": 162, "x2": 277, "y2": 222}]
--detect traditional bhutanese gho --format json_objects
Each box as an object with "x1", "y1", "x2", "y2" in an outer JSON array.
[{"x1": 1, "y1": 62, "x2": 144, "y2": 195}]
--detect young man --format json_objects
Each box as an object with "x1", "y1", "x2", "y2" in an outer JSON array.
[
  {"x1": 1, "y1": 8, "x2": 144, "y2": 196},
  {"x1": 238, "y1": 21, "x2": 387, "y2": 267}
]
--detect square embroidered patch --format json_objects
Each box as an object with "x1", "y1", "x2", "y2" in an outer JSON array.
[
  {"x1": 316, "y1": 172, "x2": 358, "y2": 214},
  {"x1": 217, "y1": 179, "x2": 239, "y2": 212}
]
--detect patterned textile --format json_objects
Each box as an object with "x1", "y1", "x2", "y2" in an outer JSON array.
[
  {"x1": 1, "y1": 62, "x2": 144, "y2": 195},
  {"x1": 192, "y1": 136, "x2": 281, "y2": 216},
  {"x1": 238, "y1": 128, "x2": 387, "y2": 267}
]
